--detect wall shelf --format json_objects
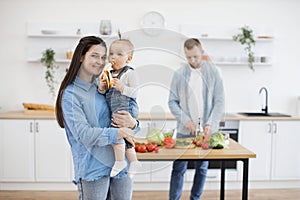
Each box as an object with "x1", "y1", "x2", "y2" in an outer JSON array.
[
  {"x1": 28, "y1": 34, "x2": 82, "y2": 38},
  {"x1": 194, "y1": 36, "x2": 274, "y2": 42},
  {"x1": 28, "y1": 34, "x2": 116, "y2": 39},
  {"x1": 215, "y1": 62, "x2": 272, "y2": 66},
  {"x1": 180, "y1": 24, "x2": 274, "y2": 68},
  {"x1": 28, "y1": 59, "x2": 71, "y2": 63},
  {"x1": 26, "y1": 22, "x2": 118, "y2": 64}
]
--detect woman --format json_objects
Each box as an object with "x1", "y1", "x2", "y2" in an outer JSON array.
[{"x1": 55, "y1": 36, "x2": 137, "y2": 200}]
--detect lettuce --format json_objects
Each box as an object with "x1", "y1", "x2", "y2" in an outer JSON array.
[
  {"x1": 209, "y1": 131, "x2": 227, "y2": 149},
  {"x1": 146, "y1": 129, "x2": 165, "y2": 145}
]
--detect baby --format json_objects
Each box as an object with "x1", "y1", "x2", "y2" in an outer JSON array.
[{"x1": 99, "y1": 39, "x2": 141, "y2": 178}]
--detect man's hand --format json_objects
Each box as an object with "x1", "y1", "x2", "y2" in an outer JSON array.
[
  {"x1": 185, "y1": 120, "x2": 196, "y2": 135},
  {"x1": 204, "y1": 125, "x2": 212, "y2": 135}
]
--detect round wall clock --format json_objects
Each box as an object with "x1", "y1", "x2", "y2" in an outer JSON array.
[{"x1": 140, "y1": 11, "x2": 165, "y2": 36}]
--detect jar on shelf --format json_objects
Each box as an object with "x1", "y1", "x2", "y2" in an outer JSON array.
[
  {"x1": 99, "y1": 20, "x2": 112, "y2": 35},
  {"x1": 66, "y1": 50, "x2": 73, "y2": 60}
]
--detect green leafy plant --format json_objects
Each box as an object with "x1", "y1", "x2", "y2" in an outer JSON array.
[
  {"x1": 40, "y1": 48, "x2": 58, "y2": 99},
  {"x1": 233, "y1": 25, "x2": 256, "y2": 71}
]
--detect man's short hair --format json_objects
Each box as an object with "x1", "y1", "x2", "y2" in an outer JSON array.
[{"x1": 184, "y1": 38, "x2": 203, "y2": 50}]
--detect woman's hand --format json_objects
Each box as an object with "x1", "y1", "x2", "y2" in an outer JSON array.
[
  {"x1": 118, "y1": 127, "x2": 135, "y2": 146},
  {"x1": 111, "y1": 110, "x2": 137, "y2": 129}
]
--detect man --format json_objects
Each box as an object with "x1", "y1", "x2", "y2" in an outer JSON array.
[{"x1": 168, "y1": 38, "x2": 225, "y2": 200}]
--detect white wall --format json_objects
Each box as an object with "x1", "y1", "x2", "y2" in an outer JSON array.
[{"x1": 1, "y1": 0, "x2": 300, "y2": 116}]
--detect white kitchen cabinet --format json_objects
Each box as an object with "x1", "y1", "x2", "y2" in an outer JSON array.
[
  {"x1": 239, "y1": 120, "x2": 300, "y2": 181},
  {"x1": 0, "y1": 119, "x2": 35, "y2": 182},
  {"x1": 151, "y1": 161, "x2": 173, "y2": 182},
  {"x1": 135, "y1": 120, "x2": 174, "y2": 183},
  {"x1": 0, "y1": 119, "x2": 72, "y2": 182},
  {"x1": 35, "y1": 120, "x2": 71, "y2": 182},
  {"x1": 271, "y1": 121, "x2": 300, "y2": 180},
  {"x1": 132, "y1": 161, "x2": 151, "y2": 182},
  {"x1": 133, "y1": 161, "x2": 173, "y2": 183},
  {"x1": 239, "y1": 120, "x2": 272, "y2": 180}
]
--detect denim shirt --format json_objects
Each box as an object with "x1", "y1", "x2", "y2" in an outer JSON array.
[
  {"x1": 62, "y1": 77, "x2": 125, "y2": 183},
  {"x1": 168, "y1": 61, "x2": 225, "y2": 135}
]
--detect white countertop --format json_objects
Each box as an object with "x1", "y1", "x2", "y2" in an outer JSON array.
[{"x1": 0, "y1": 110, "x2": 299, "y2": 121}]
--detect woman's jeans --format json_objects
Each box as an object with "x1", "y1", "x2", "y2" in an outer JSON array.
[
  {"x1": 169, "y1": 160, "x2": 208, "y2": 200},
  {"x1": 77, "y1": 176, "x2": 132, "y2": 200}
]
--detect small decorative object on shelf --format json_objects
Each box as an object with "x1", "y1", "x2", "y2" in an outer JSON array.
[
  {"x1": 40, "y1": 48, "x2": 58, "y2": 100},
  {"x1": 117, "y1": 29, "x2": 122, "y2": 39},
  {"x1": 66, "y1": 49, "x2": 73, "y2": 60},
  {"x1": 233, "y1": 25, "x2": 256, "y2": 71},
  {"x1": 99, "y1": 20, "x2": 112, "y2": 35},
  {"x1": 41, "y1": 29, "x2": 59, "y2": 35},
  {"x1": 76, "y1": 28, "x2": 82, "y2": 35}
]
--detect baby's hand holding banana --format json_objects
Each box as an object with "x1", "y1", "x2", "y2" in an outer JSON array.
[{"x1": 100, "y1": 63, "x2": 113, "y2": 89}]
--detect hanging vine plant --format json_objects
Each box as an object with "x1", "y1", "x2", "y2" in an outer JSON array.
[
  {"x1": 233, "y1": 25, "x2": 256, "y2": 71},
  {"x1": 40, "y1": 48, "x2": 58, "y2": 99}
]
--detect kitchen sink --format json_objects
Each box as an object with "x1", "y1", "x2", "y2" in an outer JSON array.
[{"x1": 238, "y1": 112, "x2": 291, "y2": 117}]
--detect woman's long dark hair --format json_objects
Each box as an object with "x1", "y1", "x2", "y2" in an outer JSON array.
[{"x1": 55, "y1": 36, "x2": 107, "y2": 128}]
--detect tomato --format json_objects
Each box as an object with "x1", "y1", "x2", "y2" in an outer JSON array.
[
  {"x1": 137, "y1": 144, "x2": 147, "y2": 153},
  {"x1": 192, "y1": 138, "x2": 197, "y2": 144},
  {"x1": 201, "y1": 143, "x2": 210, "y2": 150},
  {"x1": 134, "y1": 145, "x2": 139, "y2": 152},
  {"x1": 135, "y1": 144, "x2": 147, "y2": 153},
  {"x1": 163, "y1": 137, "x2": 176, "y2": 148},
  {"x1": 153, "y1": 146, "x2": 159, "y2": 153},
  {"x1": 196, "y1": 140, "x2": 203, "y2": 147},
  {"x1": 193, "y1": 136, "x2": 204, "y2": 147},
  {"x1": 146, "y1": 143, "x2": 157, "y2": 152}
]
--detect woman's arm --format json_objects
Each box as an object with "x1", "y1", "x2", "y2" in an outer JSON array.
[{"x1": 62, "y1": 89, "x2": 134, "y2": 148}]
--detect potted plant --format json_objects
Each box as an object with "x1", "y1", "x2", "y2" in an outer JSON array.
[
  {"x1": 40, "y1": 48, "x2": 58, "y2": 99},
  {"x1": 233, "y1": 25, "x2": 256, "y2": 71}
]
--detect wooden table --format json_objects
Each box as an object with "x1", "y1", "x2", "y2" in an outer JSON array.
[{"x1": 137, "y1": 139, "x2": 256, "y2": 200}]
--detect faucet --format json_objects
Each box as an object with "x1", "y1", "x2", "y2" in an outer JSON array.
[{"x1": 259, "y1": 87, "x2": 268, "y2": 114}]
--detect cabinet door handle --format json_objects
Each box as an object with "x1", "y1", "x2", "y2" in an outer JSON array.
[
  {"x1": 268, "y1": 123, "x2": 272, "y2": 133},
  {"x1": 147, "y1": 122, "x2": 150, "y2": 132},
  {"x1": 35, "y1": 122, "x2": 39, "y2": 133},
  {"x1": 30, "y1": 122, "x2": 33, "y2": 133},
  {"x1": 152, "y1": 122, "x2": 156, "y2": 129},
  {"x1": 206, "y1": 175, "x2": 217, "y2": 179},
  {"x1": 273, "y1": 123, "x2": 277, "y2": 134}
]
